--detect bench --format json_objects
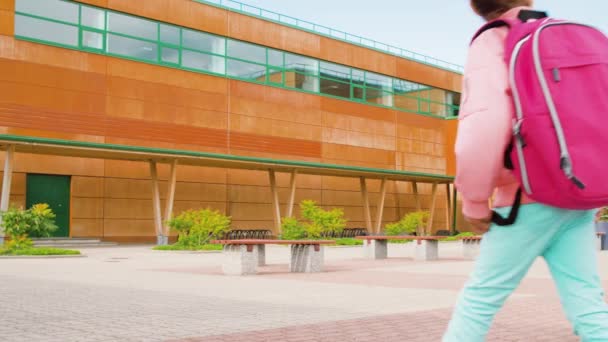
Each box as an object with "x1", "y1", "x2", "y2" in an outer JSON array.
[
  {"x1": 356, "y1": 236, "x2": 445, "y2": 261},
  {"x1": 460, "y1": 236, "x2": 482, "y2": 260},
  {"x1": 597, "y1": 232, "x2": 605, "y2": 251},
  {"x1": 212, "y1": 239, "x2": 335, "y2": 275}
]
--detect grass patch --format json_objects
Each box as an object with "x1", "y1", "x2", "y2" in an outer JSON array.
[
  {"x1": 153, "y1": 244, "x2": 223, "y2": 251},
  {"x1": 0, "y1": 247, "x2": 80, "y2": 256},
  {"x1": 388, "y1": 239, "x2": 413, "y2": 244},
  {"x1": 333, "y1": 238, "x2": 364, "y2": 246},
  {"x1": 440, "y1": 232, "x2": 477, "y2": 242}
]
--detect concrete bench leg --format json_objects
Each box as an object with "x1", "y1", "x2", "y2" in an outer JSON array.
[
  {"x1": 363, "y1": 239, "x2": 388, "y2": 260},
  {"x1": 257, "y1": 244, "x2": 266, "y2": 266},
  {"x1": 462, "y1": 240, "x2": 481, "y2": 260},
  {"x1": 289, "y1": 244, "x2": 324, "y2": 273},
  {"x1": 222, "y1": 245, "x2": 258, "y2": 276},
  {"x1": 414, "y1": 240, "x2": 438, "y2": 261},
  {"x1": 597, "y1": 235, "x2": 603, "y2": 252}
]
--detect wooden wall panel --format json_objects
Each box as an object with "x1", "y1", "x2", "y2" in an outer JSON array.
[{"x1": 0, "y1": 8, "x2": 14, "y2": 36}]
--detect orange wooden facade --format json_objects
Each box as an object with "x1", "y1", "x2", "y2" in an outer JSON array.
[{"x1": 0, "y1": 0, "x2": 462, "y2": 242}]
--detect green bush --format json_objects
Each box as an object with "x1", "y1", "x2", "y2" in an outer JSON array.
[
  {"x1": 167, "y1": 208, "x2": 231, "y2": 248},
  {"x1": 1, "y1": 204, "x2": 58, "y2": 251},
  {"x1": 440, "y1": 232, "x2": 477, "y2": 242},
  {"x1": 333, "y1": 238, "x2": 364, "y2": 246},
  {"x1": 153, "y1": 244, "x2": 223, "y2": 251},
  {"x1": 280, "y1": 200, "x2": 347, "y2": 240},
  {"x1": 385, "y1": 211, "x2": 429, "y2": 236},
  {"x1": 280, "y1": 217, "x2": 306, "y2": 240}
]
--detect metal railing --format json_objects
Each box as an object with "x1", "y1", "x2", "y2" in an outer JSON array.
[{"x1": 193, "y1": 0, "x2": 464, "y2": 74}]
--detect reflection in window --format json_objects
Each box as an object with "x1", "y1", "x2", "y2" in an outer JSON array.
[
  {"x1": 228, "y1": 40, "x2": 266, "y2": 64},
  {"x1": 366, "y1": 87, "x2": 393, "y2": 107},
  {"x1": 182, "y1": 50, "x2": 225, "y2": 74},
  {"x1": 15, "y1": 14, "x2": 78, "y2": 47},
  {"x1": 268, "y1": 49, "x2": 284, "y2": 68},
  {"x1": 227, "y1": 59, "x2": 266, "y2": 81},
  {"x1": 108, "y1": 12, "x2": 157, "y2": 40},
  {"x1": 320, "y1": 61, "x2": 350, "y2": 81},
  {"x1": 16, "y1": 0, "x2": 78, "y2": 24},
  {"x1": 320, "y1": 77, "x2": 350, "y2": 99},
  {"x1": 285, "y1": 53, "x2": 318, "y2": 74},
  {"x1": 82, "y1": 31, "x2": 103, "y2": 50},
  {"x1": 365, "y1": 72, "x2": 392, "y2": 91},
  {"x1": 182, "y1": 29, "x2": 225, "y2": 55},
  {"x1": 81, "y1": 6, "x2": 105, "y2": 29},
  {"x1": 161, "y1": 47, "x2": 179, "y2": 64},
  {"x1": 160, "y1": 24, "x2": 180, "y2": 46},
  {"x1": 107, "y1": 34, "x2": 157, "y2": 62}
]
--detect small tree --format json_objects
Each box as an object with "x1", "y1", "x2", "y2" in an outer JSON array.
[
  {"x1": 385, "y1": 211, "x2": 430, "y2": 237},
  {"x1": 167, "y1": 208, "x2": 231, "y2": 247},
  {"x1": 1, "y1": 203, "x2": 58, "y2": 250}
]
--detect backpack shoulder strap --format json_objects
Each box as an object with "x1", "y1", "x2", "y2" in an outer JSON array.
[{"x1": 470, "y1": 10, "x2": 549, "y2": 44}]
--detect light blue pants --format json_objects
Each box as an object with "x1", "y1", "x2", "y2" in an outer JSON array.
[{"x1": 444, "y1": 204, "x2": 608, "y2": 341}]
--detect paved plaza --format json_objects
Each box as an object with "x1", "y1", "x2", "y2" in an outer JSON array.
[{"x1": 1, "y1": 242, "x2": 607, "y2": 341}]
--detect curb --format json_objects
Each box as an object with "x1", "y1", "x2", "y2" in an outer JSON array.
[{"x1": 0, "y1": 254, "x2": 86, "y2": 259}]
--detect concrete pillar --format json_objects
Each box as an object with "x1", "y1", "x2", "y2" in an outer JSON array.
[
  {"x1": 462, "y1": 239, "x2": 481, "y2": 260},
  {"x1": 222, "y1": 245, "x2": 258, "y2": 276},
  {"x1": 414, "y1": 240, "x2": 438, "y2": 261},
  {"x1": 363, "y1": 239, "x2": 388, "y2": 260},
  {"x1": 257, "y1": 244, "x2": 266, "y2": 266},
  {"x1": 289, "y1": 244, "x2": 323, "y2": 273}
]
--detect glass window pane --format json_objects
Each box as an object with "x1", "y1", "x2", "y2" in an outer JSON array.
[
  {"x1": 16, "y1": 0, "x2": 78, "y2": 24},
  {"x1": 284, "y1": 53, "x2": 318, "y2": 75},
  {"x1": 227, "y1": 39, "x2": 266, "y2": 64},
  {"x1": 82, "y1": 30, "x2": 103, "y2": 50},
  {"x1": 107, "y1": 34, "x2": 157, "y2": 62},
  {"x1": 394, "y1": 94, "x2": 419, "y2": 112},
  {"x1": 15, "y1": 14, "x2": 78, "y2": 47},
  {"x1": 366, "y1": 88, "x2": 393, "y2": 106},
  {"x1": 268, "y1": 68, "x2": 283, "y2": 84},
  {"x1": 268, "y1": 49, "x2": 283, "y2": 67},
  {"x1": 182, "y1": 50, "x2": 225, "y2": 74},
  {"x1": 393, "y1": 79, "x2": 420, "y2": 93},
  {"x1": 320, "y1": 77, "x2": 350, "y2": 99},
  {"x1": 182, "y1": 29, "x2": 225, "y2": 55},
  {"x1": 161, "y1": 47, "x2": 179, "y2": 64},
  {"x1": 365, "y1": 72, "x2": 392, "y2": 91},
  {"x1": 351, "y1": 69, "x2": 365, "y2": 84},
  {"x1": 160, "y1": 24, "x2": 180, "y2": 45},
  {"x1": 353, "y1": 86, "x2": 365, "y2": 101},
  {"x1": 286, "y1": 72, "x2": 318, "y2": 92},
  {"x1": 81, "y1": 6, "x2": 105, "y2": 29},
  {"x1": 107, "y1": 12, "x2": 157, "y2": 40},
  {"x1": 320, "y1": 61, "x2": 351, "y2": 82},
  {"x1": 227, "y1": 59, "x2": 266, "y2": 81}
]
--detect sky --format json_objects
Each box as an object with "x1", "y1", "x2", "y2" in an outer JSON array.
[{"x1": 236, "y1": 0, "x2": 608, "y2": 67}]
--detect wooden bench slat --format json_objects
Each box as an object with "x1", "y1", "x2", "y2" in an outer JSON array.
[{"x1": 212, "y1": 239, "x2": 335, "y2": 245}]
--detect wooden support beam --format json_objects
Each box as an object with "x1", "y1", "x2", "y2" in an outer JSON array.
[
  {"x1": 426, "y1": 183, "x2": 438, "y2": 236},
  {"x1": 162, "y1": 160, "x2": 178, "y2": 243},
  {"x1": 268, "y1": 170, "x2": 282, "y2": 234},
  {"x1": 149, "y1": 161, "x2": 163, "y2": 244},
  {"x1": 360, "y1": 177, "x2": 373, "y2": 233},
  {"x1": 0, "y1": 145, "x2": 15, "y2": 244},
  {"x1": 286, "y1": 170, "x2": 297, "y2": 218},
  {"x1": 445, "y1": 184, "x2": 452, "y2": 234},
  {"x1": 413, "y1": 181, "x2": 421, "y2": 211},
  {"x1": 375, "y1": 178, "x2": 388, "y2": 234}
]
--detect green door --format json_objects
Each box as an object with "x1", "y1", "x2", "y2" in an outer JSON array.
[{"x1": 26, "y1": 174, "x2": 71, "y2": 238}]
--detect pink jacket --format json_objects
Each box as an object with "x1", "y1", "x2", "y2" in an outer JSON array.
[{"x1": 455, "y1": 6, "x2": 533, "y2": 220}]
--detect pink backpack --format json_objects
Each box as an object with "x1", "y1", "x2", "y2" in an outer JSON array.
[{"x1": 472, "y1": 10, "x2": 608, "y2": 225}]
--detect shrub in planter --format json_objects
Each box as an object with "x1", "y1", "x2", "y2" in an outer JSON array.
[
  {"x1": 167, "y1": 208, "x2": 231, "y2": 248},
  {"x1": 385, "y1": 211, "x2": 430, "y2": 237},
  {"x1": 280, "y1": 200, "x2": 347, "y2": 240}
]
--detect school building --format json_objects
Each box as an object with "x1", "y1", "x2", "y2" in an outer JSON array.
[{"x1": 0, "y1": 0, "x2": 464, "y2": 243}]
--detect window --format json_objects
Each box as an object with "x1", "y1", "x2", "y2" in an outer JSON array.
[
  {"x1": 107, "y1": 12, "x2": 157, "y2": 41},
  {"x1": 81, "y1": 6, "x2": 105, "y2": 30},
  {"x1": 182, "y1": 29, "x2": 225, "y2": 55},
  {"x1": 227, "y1": 40, "x2": 265, "y2": 64},
  {"x1": 285, "y1": 53, "x2": 318, "y2": 75},
  {"x1": 160, "y1": 24, "x2": 180, "y2": 46},
  {"x1": 161, "y1": 47, "x2": 179, "y2": 65},
  {"x1": 182, "y1": 50, "x2": 225, "y2": 74},
  {"x1": 16, "y1": 0, "x2": 78, "y2": 24},
  {"x1": 82, "y1": 30, "x2": 103, "y2": 50},
  {"x1": 15, "y1": 14, "x2": 78, "y2": 47},
  {"x1": 107, "y1": 34, "x2": 157, "y2": 62},
  {"x1": 227, "y1": 59, "x2": 266, "y2": 81},
  {"x1": 268, "y1": 49, "x2": 284, "y2": 68}
]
